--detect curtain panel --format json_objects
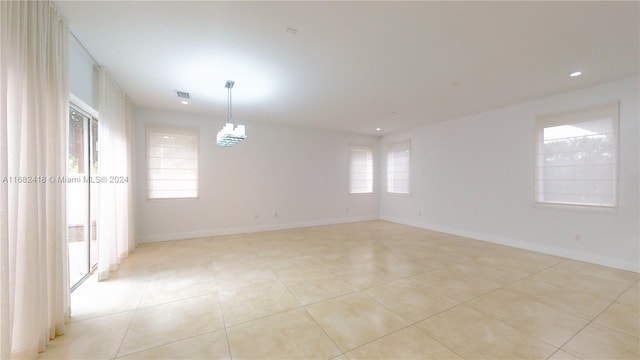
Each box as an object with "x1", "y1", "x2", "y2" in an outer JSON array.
[
  {"x1": 0, "y1": 1, "x2": 69, "y2": 359},
  {"x1": 97, "y1": 69, "x2": 134, "y2": 281}
]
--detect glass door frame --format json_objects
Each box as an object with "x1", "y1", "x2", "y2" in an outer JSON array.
[{"x1": 68, "y1": 103, "x2": 98, "y2": 291}]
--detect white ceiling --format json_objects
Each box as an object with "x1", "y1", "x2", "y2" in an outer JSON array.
[{"x1": 55, "y1": 1, "x2": 639, "y2": 136}]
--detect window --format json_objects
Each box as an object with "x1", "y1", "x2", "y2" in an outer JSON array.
[
  {"x1": 535, "y1": 103, "x2": 618, "y2": 207},
  {"x1": 386, "y1": 140, "x2": 411, "y2": 194},
  {"x1": 350, "y1": 145, "x2": 373, "y2": 194},
  {"x1": 146, "y1": 124, "x2": 199, "y2": 199}
]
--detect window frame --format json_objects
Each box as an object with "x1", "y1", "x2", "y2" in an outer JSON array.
[
  {"x1": 146, "y1": 123, "x2": 200, "y2": 200},
  {"x1": 386, "y1": 140, "x2": 411, "y2": 195},
  {"x1": 349, "y1": 144, "x2": 374, "y2": 194},
  {"x1": 534, "y1": 103, "x2": 619, "y2": 208}
]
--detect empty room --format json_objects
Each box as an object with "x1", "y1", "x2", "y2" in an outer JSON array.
[{"x1": 1, "y1": 1, "x2": 639, "y2": 359}]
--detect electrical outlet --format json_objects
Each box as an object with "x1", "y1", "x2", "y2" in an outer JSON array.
[
  {"x1": 254, "y1": 213, "x2": 259, "y2": 220},
  {"x1": 274, "y1": 212, "x2": 278, "y2": 218},
  {"x1": 346, "y1": 207, "x2": 350, "y2": 213},
  {"x1": 418, "y1": 211, "x2": 422, "y2": 216},
  {"x1": 574, "y1": 234, "x2": 582, "y2": 241}
]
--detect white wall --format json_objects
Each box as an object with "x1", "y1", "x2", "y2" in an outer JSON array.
[
  {"x1": 69, "y1": 35, "x2": 98, "y2": 109},
  {"x1": 380, "y1": 76, "x2": 639, "y2": 271},
  {"x1": 134, "y1": 108, "x2": 380, "y2": 242}
]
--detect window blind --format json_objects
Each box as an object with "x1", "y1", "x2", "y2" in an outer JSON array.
[
  {"x1": 386, "y1": 140, "x2": 410, "y2": 194},
  {"x1": 535, "y1": 103, "x2": 618, "y2": 207},
  {"x1": 350, "y1": 146, "x2": 373, "y2": 194},
  {"x1": 146, "y1": 124, "x2": 199, "y2": 199}
]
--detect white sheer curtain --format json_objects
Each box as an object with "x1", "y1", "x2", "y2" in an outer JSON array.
[
  {"x1": 97, "y1": 69, "x2": 134, "y2": 280},
  {"x1": 0, "y1": 1, "x2": 69, "y2": 359}
]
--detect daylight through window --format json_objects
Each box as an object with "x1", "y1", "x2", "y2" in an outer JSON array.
[
  {"x1": 386, "y1": 140, "x2": 411, "y2": 194},
  {"x1": 350, "y1": 145, "x2": 373, "y2": 194},
  {"x1": 535, "y1": 103, "x2": 618, "y2": 207},
  {"x1": 146, "y1": 124, "x2": 199, "y2": 199}
]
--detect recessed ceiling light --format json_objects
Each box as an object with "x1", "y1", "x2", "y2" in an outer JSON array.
[
  {"x1": 570, "y1": 71, "x2": 582, "y2": 77},
  {"x1": 376, "y1": 128, "x2": 381, "y2": 131},
  {"x1": 180, "y1": 100, "x2": 189, "y2": 105}
]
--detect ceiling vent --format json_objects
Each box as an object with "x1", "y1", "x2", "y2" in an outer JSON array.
[{"x1": 176, "y1": 91, "x2": 190, "y2": 99}]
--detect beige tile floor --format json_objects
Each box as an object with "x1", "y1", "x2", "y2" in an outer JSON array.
[{"x1": 39, "y1": 221, "x2": 639, "y2": 360}]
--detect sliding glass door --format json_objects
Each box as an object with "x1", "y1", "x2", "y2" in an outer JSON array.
[{"x1": 68, "y1": 105, "x2": 98, "y2": 290}]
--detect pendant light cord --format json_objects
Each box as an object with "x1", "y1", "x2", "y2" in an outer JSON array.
[
  {"x1": 227, "y1": 86, "x2": 232, "y2": 123},
  {"x1": 225, "y1": 80, "x2": 235, "y2": 124}
]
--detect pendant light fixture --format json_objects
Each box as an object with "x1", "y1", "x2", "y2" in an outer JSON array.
[{"x1": 216, "y1": 80, "x2": 247, "y2": 147}]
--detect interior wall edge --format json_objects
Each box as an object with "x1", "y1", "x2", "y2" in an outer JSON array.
[
  {"x1": 380, "y1": 215, "x2": 640, "y2": 273},
  {"x1": 137, "y1": 215, "x2": 380, "y2": 243}
]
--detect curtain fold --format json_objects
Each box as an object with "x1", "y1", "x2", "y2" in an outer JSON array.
[
  {"x1": 0, "y1": 1, "x2": 69, "y2": 359},
  {"x1": 97, "y1": 69, "x2": 133, "y2": 281}
]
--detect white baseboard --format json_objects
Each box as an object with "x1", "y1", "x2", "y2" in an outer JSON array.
[
  {"x1": 138, "y1": 215, "x2": 379, "y2": 243},
  {"x1": 380, "y1": 216, "x2": 639, "y2": 273},
  {"x1": 137, "y1": 214, "x2": 638, "y2": 273}
]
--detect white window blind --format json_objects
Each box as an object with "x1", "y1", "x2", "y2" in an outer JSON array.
[
  {"x1": 146, "y1": 124, "x2": 199, "y2": 199},
  {"x1": 386, "y1": 140, "x2": 411, "y2": 194},
  {"x1": 350, "y1": 145, "x2": 373, "y2": 194},
  {"x1": 535, "y1": 103, "x2": 618, "y2": 207}
]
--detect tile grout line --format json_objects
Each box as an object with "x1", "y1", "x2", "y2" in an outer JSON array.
[
  {"x1": 407, "y1": 258, "x2": 568, "y2": 358},
  {"x1": 300, "y1": 241, "x2": 496, "y2": 357},
  {"x1": 204, "y1": 258, "x2": 234, "y2": 360},
  {"x1": 216, "y1": 291, "x2": 234, "y2": 360},
  {"x1": 264, "y1": 256, "x2": 346, "y2": 358},
  {"x1": 541, "y1": 274, "x2": 639, "y2": 359},
  {"x1": 67, "y1": 307, "x2": 136, "y2": 324},
  {"x1": 451, "y1": 257, "x2": 576, "y2": 356},
  {"x1": 112, "y1": 279, "x2": 151, "y2": 359},
  {"x1": 113, "y1": 250, "x2": 227, "y2": 358},
  {"x1": 213, "y1": 251, "x2": 307, "y2": 331},
  {"x1": 270, "y1": 237, "x2": 570, "y2": 357},
  {"x1": 352, "y1": 256, "x2": 576, "y2": 359},
  {"x1": 300, "y1": 305, "x2": 346, "y2": 358},
  {"x1": 112, "y1": 329, "x2": 223, "y2": 359},
  {"x1": 350, "y1": 290, "x2": 467, "y2": 360},
  {"x1": 67, "y1": 222, "x2": 638, "y2": 360}
]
